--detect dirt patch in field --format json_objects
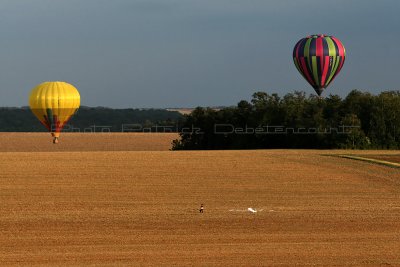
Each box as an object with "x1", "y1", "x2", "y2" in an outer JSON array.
[{"x1": 0, "y1": 149, "x2": 399, "y2": 265}]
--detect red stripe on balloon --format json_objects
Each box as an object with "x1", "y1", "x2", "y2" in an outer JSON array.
[
  {"x1": 331, "y1": 36, "x2": 344, "y2": 57},
  {"x1": 339, "y1": 56, "x2": 345, "y2": 71},
  {"x1": 330, "y1": 36, "x2": 346, "y2": 75},
  {"x1": 321, "y1": 56, "x2": 330, "y2": 87},
  {"x1": 296, "y1": 42, "x2": 300, "y2": 58},
  {"x1": 295, "y1": 38, "x2": 305, "y2": 58},
  {"x1": 300, "y1": 57, "x2": 315, "y2": 86},
  {"x1": 316, "y1": 37, "x2": 323, "y2": 59}
]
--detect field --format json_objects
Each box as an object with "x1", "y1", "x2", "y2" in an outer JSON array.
[
  {"x1": 0, "y1": 133, "x2": 400, "y2": 266},
  {"x1": 0, "y1": 133, "x2": 178, "y2": 152}
]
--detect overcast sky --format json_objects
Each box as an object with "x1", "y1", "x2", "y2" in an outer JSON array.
[{"x1": 0, "y1": 0, "x2": 398, "y2": 108}]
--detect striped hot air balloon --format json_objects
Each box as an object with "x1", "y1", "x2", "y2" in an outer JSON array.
[
  {"x1": 293, "y1": 34, "x2": 346, "y2": 96},
  {"x1": 29, "y1": 81, "x2": 80, "y2": 144}
]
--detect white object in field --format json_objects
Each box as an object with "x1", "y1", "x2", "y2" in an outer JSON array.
[
  {"x1": 229, "y1": 208, "x2": 264, "y2": 212},
  {"x1": 248, "y1": 208, "x2": 257, "y2": 213}
]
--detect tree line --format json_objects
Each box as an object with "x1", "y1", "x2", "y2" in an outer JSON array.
[
  {"x1": 0, "y1": 107, "x2": 183, "y2": 132},
  {"x1": 172, "y1": 90, "x2": 400, "y2": 150}
]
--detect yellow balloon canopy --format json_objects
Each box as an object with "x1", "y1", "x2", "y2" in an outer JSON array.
[{"x1": 29, "y1": 81, "x2": 80, "y2": 143}]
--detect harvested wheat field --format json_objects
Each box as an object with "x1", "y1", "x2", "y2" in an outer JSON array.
[
  {"x1": 0, "y1": 132, "x2": 178, "y2": 152},
  {"x1": 0, "y1": 135, "x2": 400, "y2": 266}
]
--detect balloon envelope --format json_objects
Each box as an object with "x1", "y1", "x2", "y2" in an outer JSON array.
[
  {"x1": 293, "y1": 34, "x2": 346, "y2": 96},
  {"x1": 29, "y1": 81, "x2": 80, "y2": 142}
]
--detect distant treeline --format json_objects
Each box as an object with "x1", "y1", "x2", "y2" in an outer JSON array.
[
  {"x1": 0, "y1": 107, "x2": 183, "y2": 132},
  {"x1": 172, "y1": 90, "x2": 400, "y2": 150}
]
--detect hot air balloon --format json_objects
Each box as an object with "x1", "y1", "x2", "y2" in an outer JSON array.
[
  {"x1": 29, "y1": 81, "x2": 80, "y2": 144},
  {"x1": 293, "y1": 34, "x2": 346, "y2": 96}
]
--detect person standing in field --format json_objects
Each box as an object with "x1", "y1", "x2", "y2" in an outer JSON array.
[{"x1": 200, "y1": 204, "x2": 204, "y2": 213}]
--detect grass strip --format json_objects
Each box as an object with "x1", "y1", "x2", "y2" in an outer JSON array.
[{"x1": 332, "y1": 154, "x2": 400, "y2": 169}]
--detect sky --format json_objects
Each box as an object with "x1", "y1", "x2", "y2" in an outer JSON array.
[{"x1": 0, "y1": 0, "x2": 399, "y2": 108}]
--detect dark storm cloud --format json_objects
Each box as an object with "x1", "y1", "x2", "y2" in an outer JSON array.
[{"x1": 0, "y1": 0, "x2": 399, "y2": 107}]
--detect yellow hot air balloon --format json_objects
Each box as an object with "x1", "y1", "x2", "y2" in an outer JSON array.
[{"x1": 29, "y1": 81, "x2": 80, "y2": 144}]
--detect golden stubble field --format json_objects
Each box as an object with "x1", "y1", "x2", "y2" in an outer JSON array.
[
  {"x1": 0, "y1": 133, "x2": 400, "y2": 266},
  {"x1": 0, "y1": 133, "x2": 179, "y2": 152}
]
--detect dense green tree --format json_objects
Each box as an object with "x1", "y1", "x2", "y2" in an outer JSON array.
[
  {"x1": 339, "y1": 114, "x2": 370, "y2": 149},
  {"x1": 173, "y1": 90, "x2": 400, "y2": 150},
  {"x1": 369, "y1": 91, "x2": 400, "y2": 148},
  {"x1": 0, "y1": 107, "x2": 183, "y2": 133}
]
